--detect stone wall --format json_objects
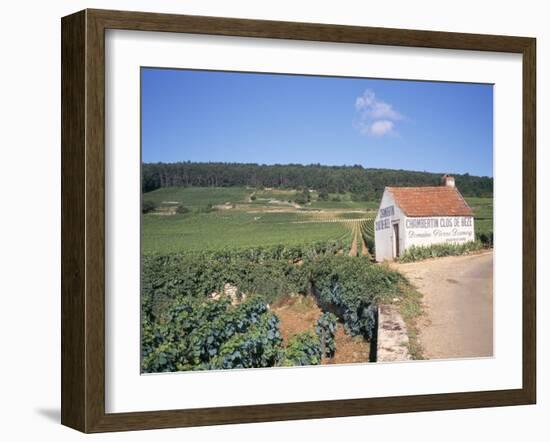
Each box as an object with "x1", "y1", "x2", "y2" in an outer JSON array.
[{"x1": 376, "y1": 304, "x2": 411, "y2": 362}]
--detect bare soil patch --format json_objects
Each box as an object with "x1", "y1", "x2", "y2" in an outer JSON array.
[
  {"x1": 348, "y1": 223, "x2": 358, "y2": 257},
  {"x1": 271, "y1": 294, "x2": 371, "y2": 365},
  {"x1": 361, "y1": 235, "x2": 369, "y2": 257},
  {"x1": 271, "y1": 295, "x2": 322, "y2": 344},
  {"x1": 324, "y1": 324, "x2": 370, "y2": 365}
]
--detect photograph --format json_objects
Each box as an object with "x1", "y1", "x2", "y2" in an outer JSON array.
[{"x1": 140, "y1": 68, "x2": 494, "y2": 373}]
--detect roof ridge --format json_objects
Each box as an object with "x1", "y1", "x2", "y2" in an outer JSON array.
[
  {"x1": 452, "y1": 185, "x2": 474, "y2": 212},
  {"x1": 385, "y1": 186, "x2": 474, "y2": 217},
  {"x1": 387, "y1": 185, "x2": 454, "y2": 189}
]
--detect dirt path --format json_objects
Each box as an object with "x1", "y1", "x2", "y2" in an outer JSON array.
[
  {"x1": 360, "y1": 234, "x2": 369, "y2": 257},
  {"x1": 325, "y1": 324, "x2": 370, "y2": 365},
  {"x1": 391, "y1": 252, "x2": 493, "y2": 360},
  {"x1": 348, "y1": 222, "x2": 358, "y2": 257}
]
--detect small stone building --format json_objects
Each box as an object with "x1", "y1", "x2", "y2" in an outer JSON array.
[{"x1": 374, "y1": 175, "x2": 475, "y2": 262}]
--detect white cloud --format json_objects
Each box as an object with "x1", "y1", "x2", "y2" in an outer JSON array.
[
  {"x1": 369, "y1": 120, "x2": 395, "y2": 136},
  {"x1": 354, "y1": 89, "x2": 403, "y2": 136}
]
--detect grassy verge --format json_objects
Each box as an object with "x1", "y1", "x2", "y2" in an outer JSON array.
[
  {"x1": 397, "y1": 241, "x2": 484, "y2": 263},
  {"x1": 395, "y1": 281, "x2": 424, "y2": 359}
]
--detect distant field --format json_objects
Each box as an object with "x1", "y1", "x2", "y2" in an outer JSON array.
[
  {"x1": 143, "y1": 186, "x2": 381, "y2": 211},
  {"x1": 143, "y1": 186, "x2": 251, "y2": 208},
  {"x1": 254, "y1": 189, "x2": 297, "y2": 200},
  {"x1": 308, "y1": 193, "x2": 379, "y2": 210},
  {"x1": 308, "y1": 200, "x2": 375, "y2": 210},
  {"x1": 140, "y1": 188, "x2": 492, "y2": 254},
  {"x1": 142, "y1": 211, "x2": 353, "y2": 254},
  {"x1": 465, "y1": 197, "x2": 493, "y2": 236}
]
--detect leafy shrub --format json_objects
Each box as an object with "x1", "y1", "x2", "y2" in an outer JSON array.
[
  {"x1": 366, "y1": 237, "x2": 375, "y2": 255},
  {"x1": 476, "y1": 231, "x2": 494, "y2": 247},
  {"x1": 318, "y1": 190, "x2": 329, "y2": 201},
  {"x1": 398, "y1": 241, "x2": 483, "y2": 263},
  {"x1": 141, "y1": 341, "x2": 181, "y2": 373},
  {"x1": 351, "y1": 192, "x2": 369, "y2": 202},
  {"x1": 308, "y1": 256, "x2": 400, "y2": 340},
  {"x1": 141, "y1": 296, "x2": 283, "y2": 373},
  {"x1": 195, "y1": 203, "x2": 217, "y2": 214},
  {"x1": 175, "y1": 205, "x2": 190, "y2": 214},
  {"x1": 209, "y1": 312, "x2": 283, "y2": 369},
  {"x1": 142, "y1": 200, "x2": 157, "y2": 213},
  {"x1": 316, "y1": 312, "x2": 337, "y2": 357},
  {"x1": 294, "y1": 189, "x2": 311, "y2": 205},
  {"x1": 281, "y1": 332, "x2": 322, "y2": 366}
]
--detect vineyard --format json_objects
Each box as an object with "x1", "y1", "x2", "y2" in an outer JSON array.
[
  {"x1": 142, "y1": 186, "x2": 380, "y2": 255},
  {"x1": 141, "y1": 186, "x2": 492, "y2": 372},
  {"x1": 141, "y1": 250, "x2": 404, "y2": 373}
]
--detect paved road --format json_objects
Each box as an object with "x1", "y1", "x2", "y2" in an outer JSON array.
[{"x1": 393, "y1": 252, "x2": 493, "y2": 360}]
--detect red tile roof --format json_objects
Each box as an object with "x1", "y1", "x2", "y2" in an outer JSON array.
[{"x1": 387, "y1": 186, "x2": 474, "y2": 217}]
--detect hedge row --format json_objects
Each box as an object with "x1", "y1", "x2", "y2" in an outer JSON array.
[
  {"x1": 142, "y1": 241, "x2": 352, "y2": 314},
  {"x1": 281, "y1": 332, "x2": 323, "y2": 366},
  {"x1": 142, "y1": 254, "x2": 310, "y2": 318},
  {"x1": 316, "y1": 312, "x2": 337, "y2": 357},
  {"x1": 476, "y1": 231, "x2": 494, "y2": 247},
  {"x1": 309, "y1": 256, "x2": 402, "y2": 340},
  {"x1": 144, "y1": 240, "x2": 350, "y2": 262}
]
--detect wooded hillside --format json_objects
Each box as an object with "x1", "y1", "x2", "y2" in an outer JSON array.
[{"x1": 142, "y1": 162, "x2": 493, "y2": 199}]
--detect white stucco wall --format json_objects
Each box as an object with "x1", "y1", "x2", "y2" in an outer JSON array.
[
  {"x1": 374, "y1": 189, "x2": 476, "y2": 261},
  {"x1": 404, "y1": 216, "x2": 475, "y2": 249},
  {"x1": 374, "y1": 190, "x2": 406, "y2": 262}
]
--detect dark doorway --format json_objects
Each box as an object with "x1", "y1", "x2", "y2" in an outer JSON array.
[{"x1": 393, "y1": 223, "x2": 400, "y2": 258}]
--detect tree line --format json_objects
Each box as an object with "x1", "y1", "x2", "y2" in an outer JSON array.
[{"x1": 142, "y1": 162, "x2": 493, "y2": 200}]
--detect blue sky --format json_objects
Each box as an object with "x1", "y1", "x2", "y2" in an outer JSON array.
[{"x1": 141, "y1": 68, "x2": 493, "y2": 177}]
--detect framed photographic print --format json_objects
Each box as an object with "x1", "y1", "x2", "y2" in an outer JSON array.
[{"x1": 61, "y1": 9, "x2": 536, "y2": 433}]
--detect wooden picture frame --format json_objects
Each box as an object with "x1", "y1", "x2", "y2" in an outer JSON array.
[{"x1": 61, "y1": 8, "x2": 536, "y2": 433}]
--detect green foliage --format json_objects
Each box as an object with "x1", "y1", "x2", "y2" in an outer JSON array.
[
  {"x1": 294, "y1": 189, "x2": 311, "y2": 205},
  {"x1": 141, "y1": 296, "x2": 283, "y2": 373},
  {"x1": 398, "y1": 241, "x2": 484, "y2": 263},
  {"x1": 465, "y1": 197, "x2": 493, "y2": 245},
  {"x1": 141, "y1": 240, "x2": 355, "y2": 302},
  {"x1": 316, "y1": 312, "x2": 337, "y2": 357},
  {"x1": 141, "y1": 210, "x2": 351, "y2": 255},
  {"x1": 142, "y1": 200, "x2": 157, "y2": 214},
  {"x1": 141, "y1": 247, "x2": 411, "y2": 372},
  {"x1": 308, "y1": 256, "x2": 402, "y2": 339},
  {"x1": 351, "y1": 192, "x2": 370, "y2": 202},
  {"x1": 359, "y1": 218, "x2": 375, "y2": 255},
  {"x1": 175, "y1": 205, "x2": 190, "y2": 214},
  {"x1": 281, "y1": 332, "x2": 322, "y2": 366},
  {"x1": 142, "y1": 244, "x2": 350, "y2": 309},
  {"x1": 209, "y1": 312, "x2": 283, "y2": 369},
  {"x1": 142, "y1": 186, "x2": 250, "y2": 208},
  {"x1": 476, "y1": 231, "x2": 494, "y2": 247},
  {"x1": 195, "y1": 203, "x2": 216, "y2": 213},
  {"x1": 142, "y1": 162, "x2": 493, "y2": 199}
]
